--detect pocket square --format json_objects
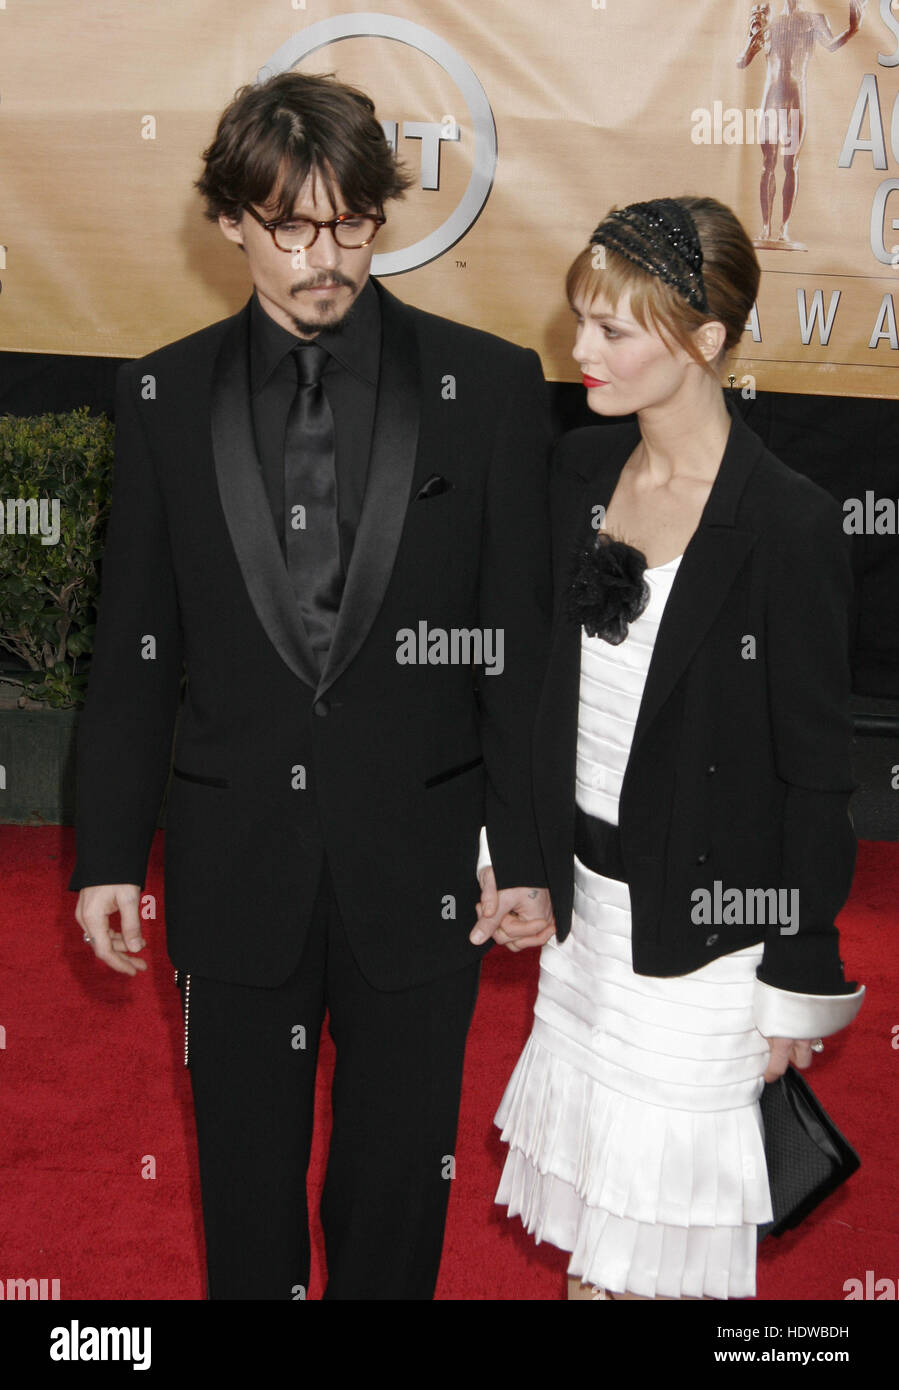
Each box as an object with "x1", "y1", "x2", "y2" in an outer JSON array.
[{"x1": 415, "y1": 474, "x2": 454, "y2": 500}]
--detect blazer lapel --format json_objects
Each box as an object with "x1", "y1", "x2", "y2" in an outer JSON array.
[
  {"x1": 534, "y1": 438, "x2": 628, "y2": 847},
  {"x1": 555, "y1": 397, "x2": 765, "y2": 766},
  {"x1": 210, "y1": 304, "x2": 321, "y2": 691},
  {"x1": 628, "y1": 397, "x2": 763, "y2": 758},
  {"x1": 316, "y1": 280, "x2": 421, "y2": 698}
]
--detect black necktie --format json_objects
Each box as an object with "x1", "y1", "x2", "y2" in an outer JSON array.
[{"x1": 283, "y1": 342, "x2": 342, "y2": 665}]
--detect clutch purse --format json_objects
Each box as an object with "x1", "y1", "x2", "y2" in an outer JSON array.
[{"x1": 757, "y1": 1063, "x2": 860, "y2": 1242}]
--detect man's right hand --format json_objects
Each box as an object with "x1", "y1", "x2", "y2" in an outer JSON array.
[{"x1": 75, "y1": 885, "x2": 147, "y2": 976}]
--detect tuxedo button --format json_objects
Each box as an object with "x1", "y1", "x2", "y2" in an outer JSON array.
[
  {"x1": 313, "y1": 699, "x2": 330, "y2": 717},
  {"x1": 706, "y1": 763, "x2": 718, "y2": 775},
  {"x1": 696, "y1": 851, "x2": 710, "y2": 865},
  {"x1": 705, "y1": 934, "x2": 719, "y2": 947}
]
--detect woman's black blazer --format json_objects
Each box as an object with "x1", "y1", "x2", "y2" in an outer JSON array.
[{"x1": 533, "y1": 394, "x2": 859, "y2": 998}]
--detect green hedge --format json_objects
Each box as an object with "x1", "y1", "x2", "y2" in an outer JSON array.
[{"x1": 0, "y1": 409, "x2": 113, "y2": 709}]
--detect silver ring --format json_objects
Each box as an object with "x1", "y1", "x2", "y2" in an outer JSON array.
[{"x1": 810, "y1": 1039, "x2": 824, "y2": 1053}]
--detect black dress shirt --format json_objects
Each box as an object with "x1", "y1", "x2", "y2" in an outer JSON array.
[{"x1": 249, "y1": 279, "x2": 380, "y2": 572}]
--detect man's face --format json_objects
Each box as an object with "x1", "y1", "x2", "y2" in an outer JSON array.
[{"x1": 219, "y1": 169, "x2": 376, "y2": 338}]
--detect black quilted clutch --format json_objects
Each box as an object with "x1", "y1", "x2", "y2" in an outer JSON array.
[{"x1": 757, "y1": 1064, "x2": 860, "y2": 1242}]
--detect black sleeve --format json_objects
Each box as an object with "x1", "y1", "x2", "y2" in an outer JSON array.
[
  {"x1": 756, "y1": 487, "x2": 858, "y2": 995},
  {"x1": 478, "y1": 347, "x2": 553, "y2": 888},
  {"x1": 68, "y1": 362, "x2": 184, "y2": 891}
]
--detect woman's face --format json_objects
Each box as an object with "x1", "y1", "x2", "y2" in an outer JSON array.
[{"x1": 571, "y1": 287, "x2": 691, "y2": 417}]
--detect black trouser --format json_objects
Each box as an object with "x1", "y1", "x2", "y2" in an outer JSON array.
[{"x1": 180, "y1": 859, "x2": 481, "y2": 1300}]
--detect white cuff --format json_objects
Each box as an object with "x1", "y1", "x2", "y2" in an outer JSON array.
[
  {"x1": 477, "y1": 825, "x2": 492, "y2": 878},
  {"x1": 753, "y1": 978, "x2": 866, "y2": 1039}
]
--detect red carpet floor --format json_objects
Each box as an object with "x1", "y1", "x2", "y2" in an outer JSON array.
[{"x1": 0, "y1": 827, "x2": 896, "y2": 1301}]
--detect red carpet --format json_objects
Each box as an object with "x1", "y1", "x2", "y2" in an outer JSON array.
[{"x1": 0, "y1": 827, "x2": 896, "y2": 1301}]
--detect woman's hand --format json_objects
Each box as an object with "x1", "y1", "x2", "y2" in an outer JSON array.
[
  {"x1": 763, "y1": 1036, "x2": 815, "y2": 1083},
  {"x1": 471, "y1": 866, "x2": 556, "y2": 951}
]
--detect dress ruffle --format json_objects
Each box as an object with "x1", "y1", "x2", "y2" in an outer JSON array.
[
  {"x1": 493, "y1": 859, "x2": 774, "y2": 1299},
  {"x1": 495, "y1": 1026, "x2": 772, "y2": 1229},
  {"x1": 496, "y1": 1149, "x2": 761, "y2": 1300}
]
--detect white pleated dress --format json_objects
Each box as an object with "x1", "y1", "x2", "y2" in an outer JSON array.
[{"x1": 494, "y1": 554, "x2": 775, "y2": 1300}]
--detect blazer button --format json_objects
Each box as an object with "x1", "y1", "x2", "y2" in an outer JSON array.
[
  {"x1": 313, "y1": 699, "x2": 330, "y2": 717},
  {"x1": 696, "y1": 851, "x2": 710, "y2": 865},
  {"x1": 705, "y1": 934, "x2": 719, "y2": 947},
  {"x1": 706, "y1": 763, "x2": 718, "y2": 775}
]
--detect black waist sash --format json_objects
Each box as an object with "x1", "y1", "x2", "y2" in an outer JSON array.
[{"x1": 574, "y1": 805, "x2": 627, "y2": 883}]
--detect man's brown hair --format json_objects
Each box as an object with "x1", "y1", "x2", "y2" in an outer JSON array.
[{"x1": 196, "y1": 70, "x2": 415, "y2": 222}]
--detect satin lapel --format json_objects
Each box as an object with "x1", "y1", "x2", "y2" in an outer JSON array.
[
  {"x1": 628, "y1": 399, "x2": 763, "y2": 759},
  {"x1": 316, "y1": 281, "x2": 421, "y2": 698},
  {"x1": 210, "y1": 304, "x2": 320, "y2": 691}
]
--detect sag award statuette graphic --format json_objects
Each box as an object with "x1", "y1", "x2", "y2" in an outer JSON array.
[{"x1": 737, "y1": 0, "x2": 868, "y2": 251}]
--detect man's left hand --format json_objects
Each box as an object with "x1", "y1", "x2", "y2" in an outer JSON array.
[{"x1": 470, "y1": 867, "x2": 555, "y2": 952}]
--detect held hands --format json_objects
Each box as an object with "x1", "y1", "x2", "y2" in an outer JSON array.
[
  {"x1": 470, "y1": 866, "x2": 555, "y2": 952},
  {"x1": 75, "y1": 884, "x2": 147, "y2": 976}
]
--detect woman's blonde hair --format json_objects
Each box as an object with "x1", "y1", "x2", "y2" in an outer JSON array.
[{"x1": 566, "y1": 195, "x2": 760, "y2": 376}]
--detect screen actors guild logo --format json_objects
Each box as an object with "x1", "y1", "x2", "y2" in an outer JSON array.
[
  {"x1": 737, "y1": 0, "x2": 867, "y2": 250},
  {"x1": 258, "y1": 13, "x2": 498, "y2": 275}
]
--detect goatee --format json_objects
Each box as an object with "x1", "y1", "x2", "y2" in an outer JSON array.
[
  {"x1": 289, "y1": 277, "x2": 359, "y2": 337},
  {"x1": 288, "y1": 301, "x2": 358, "y2": 337}
]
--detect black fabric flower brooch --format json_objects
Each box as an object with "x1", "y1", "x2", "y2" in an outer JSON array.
[{"x1": 566, "y1": 532, "x2": 650, "y2": 645}]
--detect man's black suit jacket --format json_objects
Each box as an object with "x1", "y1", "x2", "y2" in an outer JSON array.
[
  {"x1": 534, "y1": 394, "x2": 859, "y2": 997},
  {"x1": 68, "y1": 279, "x2": 552, "y2": 991}
]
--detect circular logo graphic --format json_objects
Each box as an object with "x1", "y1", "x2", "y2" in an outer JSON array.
[{"x1": 258, "y1": 13, "x2": 498, "y2": 275}]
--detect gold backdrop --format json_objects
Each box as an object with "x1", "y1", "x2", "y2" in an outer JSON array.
[{"x1": 0, "y1": 0, "x2": 894, "y2": 397}]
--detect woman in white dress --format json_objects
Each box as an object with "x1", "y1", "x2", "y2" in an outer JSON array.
[{"x1": 472, "y1": 196, "x2": 865, "y2": 1301}]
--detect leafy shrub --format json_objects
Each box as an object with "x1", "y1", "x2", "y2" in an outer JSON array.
[{"x1": 0, "y1": 409, "x2": 113, "y2": 708}]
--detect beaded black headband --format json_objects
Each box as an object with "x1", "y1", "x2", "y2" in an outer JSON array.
[{"x1": 589, "y1": 197, "x2": 709, "y2": 313}]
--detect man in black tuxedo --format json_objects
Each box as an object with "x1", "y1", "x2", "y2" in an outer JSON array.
[{"x1": 69, "y1": 71, "x2": 552, "y2": 1299}]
